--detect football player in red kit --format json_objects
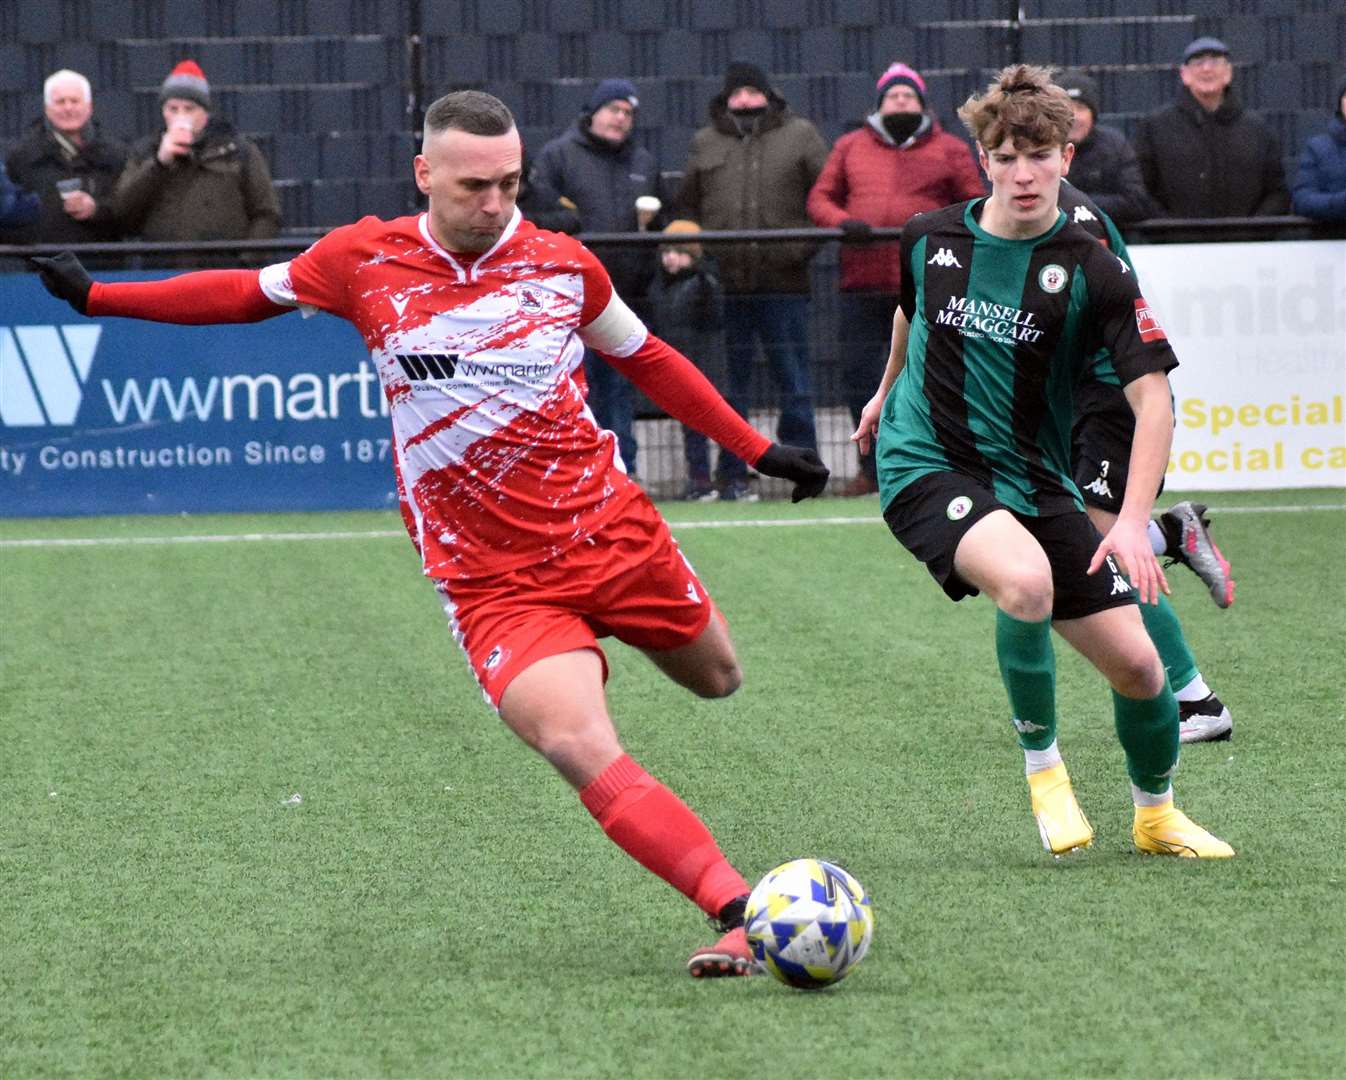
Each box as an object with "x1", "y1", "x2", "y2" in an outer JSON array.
[{"x1": 32, "y1": 90, "x2": 830, "y2": 978}]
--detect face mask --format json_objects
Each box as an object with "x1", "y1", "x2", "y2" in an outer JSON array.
[
  {"x1": 882, "y1": 112, "x2": 923, "y2": 143},
  {"x1": 729, "y1": 105, "x2": 767, "y2": 120}
]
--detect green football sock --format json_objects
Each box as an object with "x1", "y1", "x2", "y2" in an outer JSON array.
[
  {"x1": 1113, "y1": 681, "x2": 1179, "y2": 796},
  {"x1": 1138, "y1": 593, "x2": 1199, "y2": 694},
  {"x1": 996, "y1": 611, "x2": 1057, "y2": 751}
]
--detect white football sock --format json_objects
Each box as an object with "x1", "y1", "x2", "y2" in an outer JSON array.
[
  {"x1": 1132, "y1": 783, "x2": 1173, "y2": 808},
  {"x1": 1175, "y1": 674, "x2": 1212, "y2": 702},
  {"x1": 1148, "y1": 519, "x2": 1167, "y2": 556},
  {"x1": 1023, "y1": 739, "x2": 1063, "y2": 775}
]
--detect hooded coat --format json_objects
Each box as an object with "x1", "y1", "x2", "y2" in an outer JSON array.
[
  {"x1": 4, "y1": 119, "x2": 127, "y2": 243},
  {"x1": 1290, "y1": 73, "x2": 1346, "y2": 223},
  {"x1": 1133, "y1": 88, "x2": 1290, "y2": 217},
  {"x1": 675, "y1": 89, "x2": 829, "y2": 294},
  {"x1": 114, "y1": 116, "x2": 280, "y2": 254},
  {"x1": 807, "y1": 113, "x2": 983, "y2": 294}
]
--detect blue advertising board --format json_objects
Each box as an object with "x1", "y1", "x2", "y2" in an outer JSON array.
[{"x1": 1, "y1": 271, "x2": 400, "y2": 517}]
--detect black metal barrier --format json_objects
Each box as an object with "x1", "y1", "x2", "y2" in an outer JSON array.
[{"x1": 2, "y1": 218, "x2": 1340, "y2": 503}]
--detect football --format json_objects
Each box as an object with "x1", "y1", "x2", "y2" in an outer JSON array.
[{"x1": 744, "y1": 858, "x2": 874, "y2": 989}]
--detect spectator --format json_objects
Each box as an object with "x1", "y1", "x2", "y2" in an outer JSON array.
[
  {"x1": 677, "y1": 61, "x2": 829, "y2": 500},
  {"x1": 807, "y1": 62, "x2": 984, "y2": 495},
  {"x1": 113, "y1": 60, "x2": 279, "y2": 264},
  {"x1": 0, "y1": 162, "x2": 40, "y2": 232},
  {"x1": 646, "y1": 220, "x2": 728, "y2": 500},
  {"x1": 1291, "y1": 71, "x2": 1346, "y2": 223},
  {"x1": 1133, "y1": 37, "x2": 1289, "y2": 218},
  {"x1": 1053, "y1": 69, "x2": 1156, "y2": 225},
  {"x1": 531, "y1": 78, "x2": 662, "y2": 477},
  {"x1": 5, "y1": 69, "x2": 127, "y2": 247},
  {"x1": 516, "y1": 152, "x2": 582, "y2": 234}
]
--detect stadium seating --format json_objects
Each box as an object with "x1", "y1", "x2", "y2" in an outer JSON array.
[{"x1": 0, "y1": 2, "x2": 1337, "y2": 228}]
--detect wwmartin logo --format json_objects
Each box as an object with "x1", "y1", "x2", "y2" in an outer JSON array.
[{"x1": 0, "y1": 325, "x2": 102, "y2": 427}]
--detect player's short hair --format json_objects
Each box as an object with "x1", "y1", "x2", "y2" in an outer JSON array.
[
  {"x1": 958, "y1": 64, "x2": 1073, "y2": 150},
  {"x1": 424, "y1": 91, "x2": 515, "y2": 138},
  {"x1": 44, "y1": 69, "x2": 92, "y2": 106}
]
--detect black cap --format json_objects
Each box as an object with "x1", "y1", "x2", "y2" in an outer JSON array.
[
  {"x1": 1182, "y1": 36, "x2": 1230, "y2": 64},
  {"x1": 1055, "y1": 69, "x2": 1099, "y2": 118},
  {"x1": 723, "y1": 61, "x2": 771, "y2": 97}
]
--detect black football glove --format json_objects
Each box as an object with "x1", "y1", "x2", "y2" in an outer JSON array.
[
  {"x1": 839, "y1": 218, "x2": 874, "y2": 240},
  {"x1": 755, "y1": 443, "x2": 830, "y2": 503},
  {"x1": 29, "y1": 253, "x2": 93, "y2": 315}
]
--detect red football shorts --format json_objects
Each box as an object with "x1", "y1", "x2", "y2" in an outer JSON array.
[{"x1": 434, "y1": 493, "x2": 715, "y2": 709}]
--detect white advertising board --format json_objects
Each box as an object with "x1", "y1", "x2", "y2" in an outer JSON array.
[{"x1": 1128, "y1": 239, "x2": 1345, "y2": 490}]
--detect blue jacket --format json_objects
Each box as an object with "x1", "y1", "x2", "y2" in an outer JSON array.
[
  {"x1": 1291, "y1": 75, "x2": 1346, "y2": 222},
  {"x1": 0, "y1": 161, "x2": 40, "y2": 231}
]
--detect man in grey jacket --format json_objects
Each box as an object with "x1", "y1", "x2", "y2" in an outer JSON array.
[
  {"x1": 531, "y1": 78, "x2": 662, "y2": 477},
  {"x1": 676, "y1": 62, "x2": 829, "y2": 500}
]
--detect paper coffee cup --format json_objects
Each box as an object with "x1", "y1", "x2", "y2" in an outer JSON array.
[{"x1": 635, "y1": 196, "x2": 661, "y2": 214}]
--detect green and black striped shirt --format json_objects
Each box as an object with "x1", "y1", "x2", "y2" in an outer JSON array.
[{"x1": 877, "y1": 197, "x2": 1176, "y2": 516}]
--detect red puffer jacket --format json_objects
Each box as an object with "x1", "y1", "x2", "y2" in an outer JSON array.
[{"x1": 808, "y1": 117, "x2": 984, "y2": 293}]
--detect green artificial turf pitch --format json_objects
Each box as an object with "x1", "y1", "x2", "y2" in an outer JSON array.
[{"x1": 2, "y1": 489, "x2": 1344, "y2": 1078}]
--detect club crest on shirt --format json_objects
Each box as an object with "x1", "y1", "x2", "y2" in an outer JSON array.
[
  {"x1": 1038, "y1": 264, "x2": 1068, "y2": 293},
  {"x1": 513, "y1": 283, "x2": 547, "y2": 318},
  {"x1": 946, "y1": 496, "x2": 974, "y2": 521}
]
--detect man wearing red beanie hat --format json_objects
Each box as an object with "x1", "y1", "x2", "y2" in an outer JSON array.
[{"x1": 112, "y1": 59, "x2": 279, "y2": 264}]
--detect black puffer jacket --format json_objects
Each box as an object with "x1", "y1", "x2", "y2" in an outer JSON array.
[
  {"x1": 1134, "y1": 89, "x2": 1290, "y2": 217},
  {"x1": 1067, "y1": 123, "x2": 1156, "y2": 224},
  {"x1": 646, "y1": 258, "x2": 726, "y2": 377},
  {"x1": 4, "y1": 119, "x2": 127, "y2": 243},
  {"x1": 530, "y1": 120, "x2": 661, "y2": 298},
  {"x1": 675, "y1": 91, "x2": 829, "y2": 294}
]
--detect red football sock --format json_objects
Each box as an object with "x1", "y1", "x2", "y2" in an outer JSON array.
[{"x1": 579, "y1": 754, "x2": 749, "y2": 918}]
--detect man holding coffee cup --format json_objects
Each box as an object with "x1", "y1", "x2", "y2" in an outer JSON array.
[
  {"x1": 531, "y1": 78, "x2": 666, "y2": 478},
  {"x1": 4, "y1": 69, "x2": 126, "y2": 245},
  {"x1": 112, "y1": 60, "x2": 279, "y2": 265}
]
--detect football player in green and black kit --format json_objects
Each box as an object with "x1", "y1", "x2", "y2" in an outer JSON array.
[
  {"x1": 853, "y1": 65, "x2": 1233, "y2": 858},
  {"x1": 1059, "y1": 180, "x2": 1235, "y2": 745}
]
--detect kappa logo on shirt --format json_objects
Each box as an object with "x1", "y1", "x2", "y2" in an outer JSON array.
[
  {"x1": 1134, "y1": 298, "x2": 1167, "y2": 342},
  {"x1": 927, "y1": 247, "x2": 963, "y2": 268},
  {"x1": 1072, "y1": 205, "x2": 1097, "y2": 223}
]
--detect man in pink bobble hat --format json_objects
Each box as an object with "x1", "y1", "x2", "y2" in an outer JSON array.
[{"x1": 808, "y1": 60, "x2": 984, "y2": 495}]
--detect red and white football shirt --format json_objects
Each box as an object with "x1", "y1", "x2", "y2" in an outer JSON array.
[{"x1": 258, "y1": 208, "x2": 652, "y2": 581}]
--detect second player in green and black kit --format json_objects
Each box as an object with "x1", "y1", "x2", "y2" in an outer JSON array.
[{"x1": 877, "y1": 194, "x2": 1176, "y2": 616}]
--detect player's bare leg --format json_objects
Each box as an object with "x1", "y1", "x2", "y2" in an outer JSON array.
[
  {"x1": 1054, "y1": 609, "x2": 1233, "y2": 857},
  {"x1": 499, "y1": 649, "x2": 757, "y2": 973},
  {"x1": 642, "y1": 607, "x2": 742, "y2": 699},
  {"x1": 954, "y1": 512, "x2": 1093, "y2": 853},
  {"x1": 1087, "y1": 504, "x2": 1233, "y2": 743}
]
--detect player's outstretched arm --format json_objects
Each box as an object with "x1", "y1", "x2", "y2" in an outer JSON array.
[
  {"x1": 1088, "y1": 371, "x2": 1173, "y2": 604},
  {"x1": 851, "y1": 305, "x2": 911, "y2": 455},
  {"x1": 30, "y1": 253, "x2": 290, "y2": 324}
]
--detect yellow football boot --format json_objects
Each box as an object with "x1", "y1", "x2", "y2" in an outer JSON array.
[
  {"x1": 1133, "y1": 801, "x2": 1235, "y2": 858},
  {"x1": 1027, "y1": 763, "x2": 1094, "y2": 854}
]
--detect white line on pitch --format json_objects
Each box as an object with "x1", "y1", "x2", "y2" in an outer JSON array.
[{"x1": 0, "y1": 503, "x2": 1342, "y2": 549}]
